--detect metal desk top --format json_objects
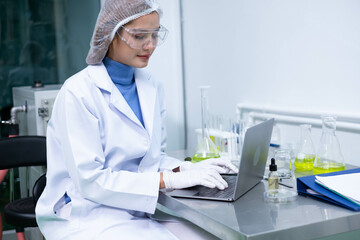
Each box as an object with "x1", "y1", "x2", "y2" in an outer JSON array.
[{"x1": 158, "y1": 154, "x2": 360, "y2": 239}]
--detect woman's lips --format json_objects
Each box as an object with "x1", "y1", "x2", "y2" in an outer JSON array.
[{"x1": 137, "y1": 54, "x2": 150, "y2": 60}]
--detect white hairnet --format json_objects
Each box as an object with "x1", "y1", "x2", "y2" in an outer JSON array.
[{"x1": 86, "y1": 0, "x2": 162, "y2": 65}]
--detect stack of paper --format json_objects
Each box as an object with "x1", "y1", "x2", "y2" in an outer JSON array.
[
  {"x1": 315, "y1": 173, "x2": 360, "y2": 206},
  {"x1": 296, "y1": 168, "x2": 360, "y2": 211}
]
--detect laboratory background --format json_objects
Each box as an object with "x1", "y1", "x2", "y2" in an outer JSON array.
[{"x1": 0, "y1": 0, "x2": 360, "y2": 239}]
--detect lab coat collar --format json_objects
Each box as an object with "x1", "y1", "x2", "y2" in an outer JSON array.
[
  {"x1": 135, "y1": 69, "x2": 155, "y2": 137},
  {"x1": 88, "y1": 64, "x2": 155, "y2": 136},
  {"x1": 88, "y1": 64, "x2": 112, "y2": 92}
]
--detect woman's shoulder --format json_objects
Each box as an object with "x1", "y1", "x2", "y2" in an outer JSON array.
[
  {"x1": 62, "y1": 65, "x2": 108, "y2": 92},
  {"x1": 62, "y1": 67, "x2": 90, "y2": 87},
  {"x1": 56, "y1": 67, "x2": 100, "y2": 103}
]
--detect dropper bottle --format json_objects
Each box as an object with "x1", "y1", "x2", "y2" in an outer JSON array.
[{"x1": 268, "y1": 158, "x2": 279, "y2": 190}]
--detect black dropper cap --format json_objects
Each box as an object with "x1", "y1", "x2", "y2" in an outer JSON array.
[{"x1": 269, "y1": 158, "x2": 277, "y2": 171}]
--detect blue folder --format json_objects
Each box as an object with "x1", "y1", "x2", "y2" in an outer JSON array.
[{"x1": 297, "y1": 168, "x2": 360, "y2": 211}]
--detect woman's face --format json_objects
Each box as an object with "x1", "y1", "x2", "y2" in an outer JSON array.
[{"x1": 107, "y1": 11, "x2": 159, "y2": 68}]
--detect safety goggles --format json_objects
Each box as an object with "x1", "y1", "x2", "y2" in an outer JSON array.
[{"x1": 117, "y1": 25, "x2": 168, "y2": 49}]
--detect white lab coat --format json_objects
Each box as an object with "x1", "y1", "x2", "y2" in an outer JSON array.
[{"x1": 35, "y1": 64, "x2": 183, "y2": 239}]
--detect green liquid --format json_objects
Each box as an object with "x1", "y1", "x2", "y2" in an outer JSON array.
[
  {"x1": 313, "y1": 162, "x2": 346, "y2": 175},
  {"x1": 192, "y1": 153, "x2": 220, "y2": 163},
  {"x1": 294, "y1": 155, "x2": 315, "y2": 172}
]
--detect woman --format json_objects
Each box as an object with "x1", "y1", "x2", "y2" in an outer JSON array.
[{"x1": 36, "y1": 0, "x2": 237, "y2": 239}]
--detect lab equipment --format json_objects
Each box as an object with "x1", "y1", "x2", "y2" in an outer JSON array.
[
  {"x1": 12, "y1": 84, "x2": 61, "y2": 198},
  {"x1": 264, "y1": 189, "x2": 298, "y2": 203},
  {"x1": 226, "y1": 118, "x2": 240, "y2": 161},
  {"x1": 274, "y1": 150, "x2": 292, "y2": 178},
  {"x1": 313, "y1": 115, "x2": 346, "y2": 174},
  {"x1": 208, "y1": 114, "x2": 222, "y2": 151},
  {"x1": 86, "y1": 0, "x2": 162, "y2": 65},
  {"x1": 264, "y1": 158, "x2": 298, "y2": 202},
  {"x1": 270, "y1": 121, "x2": 281, "y2": 147},
  {"x1": 195, "y1": 116, "x2": 244, "y2": 166},
  {"x1": 237, "y1": 119, "x2": 246, "y2": 156},
  {"x1": 117, "y1": 25, "x2": 168, "y2": 49},
  {"x1": 169, "y1": 119, "x2": 274, "y2": 202},
  {"x1": 13, "y1": 85, "x2": 61, "y2": 136},
  {"x1": 268, "y1": 158, "x2": 279, "y2": 191},
  {"x1": 192, "y1": 86, "x2": 220, "y2": 162},
  {"x1": 294, "y1": 124, "x2": 316, "y2": 172}
]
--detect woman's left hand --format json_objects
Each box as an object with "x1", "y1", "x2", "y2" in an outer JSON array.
[{"x1": 180, "y1": 158, "x2": 238, "y2": 174}]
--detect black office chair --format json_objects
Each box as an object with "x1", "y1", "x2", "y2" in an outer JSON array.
[{"x1": 0, "y1": 136, "x2": 46, "y2": 240}]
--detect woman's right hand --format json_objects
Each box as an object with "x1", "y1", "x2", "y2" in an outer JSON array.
[{"x1": 162, "y1": 169, "x2": 228, "y2": 190}]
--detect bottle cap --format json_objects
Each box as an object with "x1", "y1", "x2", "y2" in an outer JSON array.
[{"x1": 269, "y1": 158, "x2": 277, "y2": 171}]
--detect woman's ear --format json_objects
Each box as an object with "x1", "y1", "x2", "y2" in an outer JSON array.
[{"x1": 107, "y1": 36, "x2": 118, "y2": 58}]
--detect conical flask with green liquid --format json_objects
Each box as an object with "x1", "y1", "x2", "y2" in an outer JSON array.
[
  {"x1": 294, "y1": 124, "x2": 316, "y2": 172},
  {"x1": 313, "y1": 115, "x2": 346, "y2": 174},
  {"x1": 192, "y1": 86, "x2": 220, "y2": 163}
]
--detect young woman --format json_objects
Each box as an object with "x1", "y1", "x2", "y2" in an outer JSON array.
[{"x1": 36, "y1": 0, "x2": 237, "y2": 239}]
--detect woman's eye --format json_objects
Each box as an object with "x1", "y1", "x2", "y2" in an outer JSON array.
[
  {"x1": 133, "y1": 34, "x2": 146, "y2": 40},
  {"x1": 152, "y1": 33, "x2": 159, "y2": 39}
]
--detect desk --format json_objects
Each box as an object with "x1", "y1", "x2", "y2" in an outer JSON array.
[
  {"x1": 158, "y1": 181, "x2": 360, "y2": 240},
  {"x1": 159, "y1": 151, "x2": 360, "y2": 239}
]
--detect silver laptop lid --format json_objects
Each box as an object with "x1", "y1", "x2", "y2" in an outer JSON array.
[{"x1": 233, "y1": 118, "x2": 274, "y2": 200}]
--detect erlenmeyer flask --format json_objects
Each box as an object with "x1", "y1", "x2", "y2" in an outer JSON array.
[
  {"x1": 192, "y1": 86, "x2": 220, "y2": 163},
  {"x1": 294, "y1": 124, "x2": 316, "y2": 172},
  {"x1": 313, "y1": 115, "x2": 346, "y2": 174}
]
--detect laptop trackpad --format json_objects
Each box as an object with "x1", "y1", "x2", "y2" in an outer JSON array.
[{"x1": 167, "y1": 188, "x2": 199, "y2": 197}]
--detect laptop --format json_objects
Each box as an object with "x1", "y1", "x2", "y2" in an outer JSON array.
[{"x1": 167, "y1": 118, "x2": 274, "y2": 202}]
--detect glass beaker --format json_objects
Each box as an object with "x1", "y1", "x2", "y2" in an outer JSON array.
[
  {"x1": 294, "y1": 124, "x2": 316, "y2": 172},
  {"x1": 274, "y1": 150, "x2": 292, "y2": 178},
  {"x1": 313, "y1": 115, "x2": 346, "y2": 174},
  {"x1": 192, "y1": 86, "x2": 220, "y2": 163}
]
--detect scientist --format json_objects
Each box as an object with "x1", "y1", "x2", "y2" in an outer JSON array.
[{"x1": 35, "y1": 0, "x2": 237, "y2": 239}]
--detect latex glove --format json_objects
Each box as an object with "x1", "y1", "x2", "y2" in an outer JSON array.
[
  {"x1": 162, "y1": 169, "x2": 228, "y2": 190},
  {"x1": 180, "y1": 158, "x2": 238, "y2": 174}
]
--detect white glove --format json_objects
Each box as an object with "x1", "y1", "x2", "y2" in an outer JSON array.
[
  {"x1": 162, "y1": 169, "x2": 228, "y2": 190},
  {"x1": 180, "y1": 158, "x2": 238, "y2": 174}
]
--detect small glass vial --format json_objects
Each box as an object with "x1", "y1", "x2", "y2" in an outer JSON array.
[{"x1": 268, "y1": 158, "x2": 279, "y2": 190}]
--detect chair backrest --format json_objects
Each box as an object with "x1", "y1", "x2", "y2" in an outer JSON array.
[
  {"x1": 33, "y1": 173, "x2": 46, "y2": 205},
  {"x1": 0, "y1": 136, "x2": 46, "y2": 170}
]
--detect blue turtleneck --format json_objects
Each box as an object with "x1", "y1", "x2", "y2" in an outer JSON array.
[{"x1": 103, "y1": 57, "x2": 144, "y2": 127}]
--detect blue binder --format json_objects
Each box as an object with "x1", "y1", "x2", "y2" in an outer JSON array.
[{"x1": 297, "y1": 168, "x2": 360, "y2": 211}]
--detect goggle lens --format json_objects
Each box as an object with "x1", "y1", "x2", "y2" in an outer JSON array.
[{"x1": 117, "y1": 25, "x2": 168, "y2": 49}]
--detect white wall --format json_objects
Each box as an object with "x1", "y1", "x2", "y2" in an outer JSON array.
[
  {"x1": 181, "y1": 0, "x2": 360, "y2": 165},
  {"x1": 146, "y1": 0, "x2": 186, "y2": 151}
]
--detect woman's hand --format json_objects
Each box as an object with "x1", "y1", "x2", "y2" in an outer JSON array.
[
  {"x1": 162, "y1": 169, "x2": 228, "y2": 190},
  {"x1": 179, "y1": 158, "x2": 238, "y2": 174}
]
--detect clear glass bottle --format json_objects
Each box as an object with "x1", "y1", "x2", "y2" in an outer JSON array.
[
  {"x1": 294, "y1": 124, "x2": 316, "y2": 172},
  {"x1": 192, "y1": 86, "x2": 220, "y2": 163},
  {"x1": 313, "y1": 115, "x2": 346, "y2": 175},
  {"x1": 268, "y1": 158, "x2": 279, "y2": 190}
]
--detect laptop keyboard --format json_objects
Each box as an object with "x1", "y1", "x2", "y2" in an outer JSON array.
[{"x1": 194, "y1": 175, "x2": 237, "y2": 199}]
